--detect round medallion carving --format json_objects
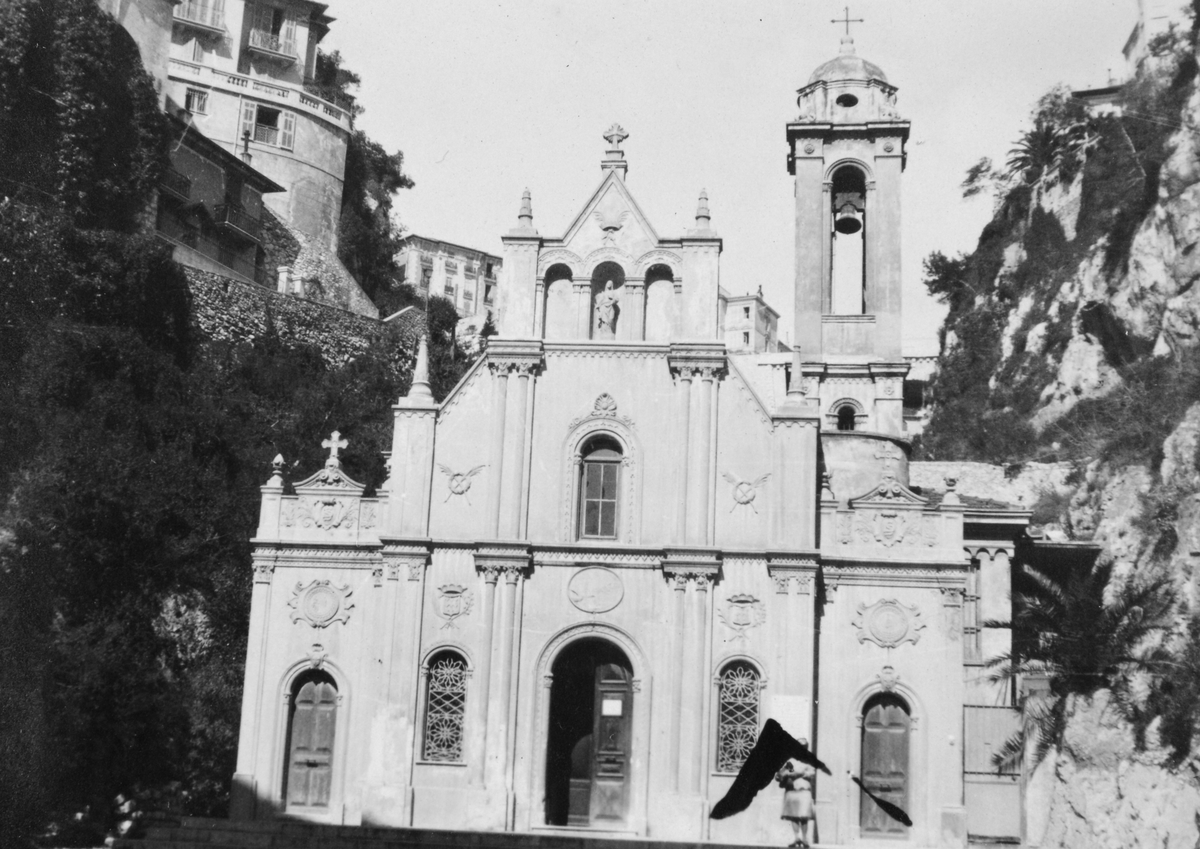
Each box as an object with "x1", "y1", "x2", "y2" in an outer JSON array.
[
  {"x1": 568, "y1": 567, "x2": 624, "y2": 613},
  {"x1": 852, "y1": 599, "x2": 924, "y2": 648},
  {"x1": 304, "y1": 585, "x2": 339, "y2": 623},
  {"x1": 883, "y1": 141, "x2": 895, "y2": 153},
  {"x1": 803, "y1": 143, "x2": 815, "y2": 154},
  {"x1": 867, "y1": 604, "x2": 908, "y2": 644}
]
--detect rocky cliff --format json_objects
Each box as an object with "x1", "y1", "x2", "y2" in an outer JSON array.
[{"x1": 920, "y1": 6, "x2": 1200, "y2": 846}]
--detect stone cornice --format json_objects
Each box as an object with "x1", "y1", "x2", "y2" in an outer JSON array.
[
  {"x1": 486, "y1": 338, "x2": 545, "y2": 375},
  {"x1": 668, "y1": 342, "x2": 727, "y2": 378}
]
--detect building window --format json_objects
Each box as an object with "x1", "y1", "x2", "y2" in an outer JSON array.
[
  {"x1": 578, "y1": 436, "x2": 621, "y2": 539},
  {"x1": 742, "y1": 331, "x2": 750, "y2": 346},
  {"x1": 420, "y1": 267, "x2": 432, "y2": 290},
  {"x1": 422, "y1": 651, "x2": 467, "y2": 762},
  {"x1": 837, "y1": 405, "x2": 856, "y2": 431},
  {"x1": 716, "y1": 661, "x2": 760, "y2": 773},
  {"x1": 240, "y1": 102, "x2": 295, "y2": 150},
  {"x1": 485, "y1": 262, "x2": 494, "y2": 277},
  {"x1": 743, "y1": 306, "x2": 750, "y2": 319},
  {"x1": 184, "y1": 87, "x2": 208, "y2": 115},
  {"x1": 484, "y1": 283, "x2": 495, "y2": 304}
]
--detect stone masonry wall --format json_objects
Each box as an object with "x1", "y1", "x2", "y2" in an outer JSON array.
[{"x1": 184, "y1": 267, "x2": 421, "y2": 366}]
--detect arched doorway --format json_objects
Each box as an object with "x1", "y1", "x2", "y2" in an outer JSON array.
[
  {"x1": 860, "y1": 692, "x2": 910, "y2": 835},
  {"x1": 544, "y1": 638, "x2": 634, "y2": 828},
  {"x1": 283, "y1": 670, "x2": 338, "y2": 810}
]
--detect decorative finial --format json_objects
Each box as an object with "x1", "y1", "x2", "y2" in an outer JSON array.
[
  {"x1": 821, "y1": 471, "x2": 835, "y2": 502},
  {"x1": 695, "y1": 189, "x2": 711, "y2": 228},
  {"x1": 943, "y1": 472, "x2": 961, "y2": 506},
  {"x1": 603, "y1": 123, "x2": 629, "y2": 149},
  {"x1": 518, "y1": 188, "x2": 533, "y2": 227},
  {"x1": 321, "y1": 431, "x2": 348, "y2": 468},
  {"x1": 266, "y1": 454, "x2": 286, "y2": 487},
  {"x1": 407, "y1": 334, "x2": 434, "y2": 402}
]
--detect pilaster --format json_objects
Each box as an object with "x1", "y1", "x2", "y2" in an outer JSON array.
[
  {"x1": 486, "y1": 340, "x2": 544, "y2": 541},
  {"x1": 389, "y1": 401, "x2": 439, "y2": 539},
  {"x1": 680, "y1": 236, "x2": 722, "y2": 339},
  {"x1": 869, "y1": 361, "x2": 910, "y2": 437},
  {"x1": 669, "y1": 343, "x2": 726, "y2": 546}
]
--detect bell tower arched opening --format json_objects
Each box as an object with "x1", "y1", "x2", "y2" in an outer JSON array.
[{"x1": 830, "y1": 164, "x2": 866, "y2": 315}]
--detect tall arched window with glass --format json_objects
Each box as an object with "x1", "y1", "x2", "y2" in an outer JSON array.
[
  {"x1": 716, "y1": 661, "x2": 761, "y2": 772},
  {"x1": 422, "y1": 651, "x2": 467, "y2": 762},
  {"x1": 578, "y1": 436, "x2": 622, "y2": 539}
]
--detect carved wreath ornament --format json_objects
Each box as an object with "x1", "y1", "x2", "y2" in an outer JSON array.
[
  {"x1": 852, "y1": 599, "x2": 924, "y2": 649},
  {"x1": 723, "y1": 472, "x2": 770, "y2": 513},
  {"x1": 288, "y1": 580, "x2": 354, "y2": 628}
]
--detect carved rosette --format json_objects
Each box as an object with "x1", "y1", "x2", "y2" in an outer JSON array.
[
  {"x1": 852, "y1": 599, "x2": 925, "y2": 648},
  {"x1": 288, "y1": 580, "x2": 354, "y2": 628}
]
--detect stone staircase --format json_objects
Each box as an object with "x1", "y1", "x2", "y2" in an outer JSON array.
[{"x1": 114, "y1": 817, "x2": 787, "y2": 849}]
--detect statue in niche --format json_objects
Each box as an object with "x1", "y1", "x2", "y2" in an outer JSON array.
[{"x1": 595, "y1": 280, "x2": 620, "y2": 337}]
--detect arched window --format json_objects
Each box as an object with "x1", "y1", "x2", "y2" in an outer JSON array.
[
  {"x1": 422, "y1": 650, "x2": 467, "y2": 762},
  {"x1": 837, "y1": 404, "x2": 857, "y2": 431},
  {"x1": 578, "y1": 436, "x2": 622, "y2": 539},
  {"x1": 716, "y1": 661, "x2": 761, "y2": 772}
]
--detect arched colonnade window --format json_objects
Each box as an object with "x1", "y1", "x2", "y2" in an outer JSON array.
[{"x1": 541, "y1": 261, "x2": 677, "y2": 341}]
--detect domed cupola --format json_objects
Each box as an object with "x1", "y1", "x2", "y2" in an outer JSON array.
[
  {"x1": 796, "y1": 34, "x2": 899, "y2": 125},
  {"x1": 808, "y1": 34, "x2": 888, "y2": 85}
]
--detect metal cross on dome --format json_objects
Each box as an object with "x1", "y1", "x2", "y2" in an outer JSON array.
[
  {"x1": 831, "y1": 5, "x2": 863, "y2": 35},
  {"x1": 603, "y1": 123, "x2": 629, "y2": 149},
  {"x1": 322, "y1": 430, "x2": 348, "y2": 461}
]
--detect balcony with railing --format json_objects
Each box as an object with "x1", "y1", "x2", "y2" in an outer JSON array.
[
  {"x1": 252, "y1": 124, "x2": 279, "y2": 145},
  {"x1": 159, "y1": 168, "x2": 192, "y2": 202},
  {"x1": 214, "y1": 204, "x2": 262, "y2": 242},
  {"x1": 174, "y1": 0, "x2": 225, "y2": 35},
  {"x1": 248, "y1": 29, "x2": 298, "y2": 63}
]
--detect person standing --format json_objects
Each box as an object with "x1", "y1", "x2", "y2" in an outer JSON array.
[{"x1": 776, "y1": 752, "x2": 815, "y2": 848}]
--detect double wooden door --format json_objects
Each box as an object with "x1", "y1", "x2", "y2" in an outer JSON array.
[
  {"x1": 566, "y1": 661, "x2": 633, "y2": 827},
  {"x1": 860, "y1": 694, "x2": 910, "y2": 835},
  {"x1": 285, "y1": 674, "x2": 337, "y2": 809}
]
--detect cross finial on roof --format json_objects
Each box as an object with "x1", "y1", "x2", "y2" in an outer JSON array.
[
  {"x1": 831, "y1": 5, "x2": 863, "y2": 36},
  {"x1": 604, "y1": 123, "x2": 629, "y2": 149},
  {"x1": 322, "y1": 430, "x2": 348, "y2": 463}
]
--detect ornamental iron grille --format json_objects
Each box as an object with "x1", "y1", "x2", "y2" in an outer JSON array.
[
  {"x1": 423, "y1": 653, "x2": 467, "y2": 762},
  {"x1": 717, "y1": 662, "x2": 760, "y2": 772}
]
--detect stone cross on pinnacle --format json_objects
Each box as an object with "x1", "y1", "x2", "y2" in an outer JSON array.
[
  {"x1": 831, "y1": 5, "x2": 863, "y2": 35},
  {"x1": 604, "y1": 123, "x2": 629, "y2": 149},
  {"x1": 322, "y1": 430, "x2": 348, "y2": 461}
]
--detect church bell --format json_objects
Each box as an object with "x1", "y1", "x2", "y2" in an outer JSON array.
[{"x1": 834, "y1": 201, "x2": 863, "y2": 235}]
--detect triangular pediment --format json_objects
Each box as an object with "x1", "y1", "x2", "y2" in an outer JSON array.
[
  {"x1": 559, "y1": 170, "x2": 661, "y2": 260},
  {"x1": 849, "y1": 473, "x2": 929, "y2": 507}
]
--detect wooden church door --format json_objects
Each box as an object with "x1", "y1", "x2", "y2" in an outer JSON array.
[
  {"x1": 588, "y1": 661, "x2": 632, "y2": 826},
  {"x1": 285, "y1": 674, "x2": 337, "y2": 809},
  {"x1": 860, "y1": 694, "x2": 910, "y2": 835}
]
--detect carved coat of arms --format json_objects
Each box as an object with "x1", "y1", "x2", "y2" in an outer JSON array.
[
  {"x1": 852, "y1": 599, "x2": 924, "y2": 648},
  {"x1": 434, "y1": 584, "x2": 474, "y2": 629},
  {"x1": 718, "y1": 594, "x2": 766, "y2": 640}
]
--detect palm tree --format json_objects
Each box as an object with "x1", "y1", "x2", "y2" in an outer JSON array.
[
  {"x1": 984, "y1": 559, "x2": 1176, "y2": 770},
  {"x1": 1004, "y1": 119, "x2": 1093, "y2": 197}
]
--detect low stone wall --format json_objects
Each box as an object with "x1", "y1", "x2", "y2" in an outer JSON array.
[
  {"x1": 184, "y1": 267, "x2": 421, "y2": 365},
  {"x1": 911, "y1": 460, "x2": 1074, "y2": 509}
]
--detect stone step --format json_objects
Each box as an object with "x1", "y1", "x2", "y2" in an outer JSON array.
[{"x1": 113, "y1": 818, "x2": 794, "y2": 849}]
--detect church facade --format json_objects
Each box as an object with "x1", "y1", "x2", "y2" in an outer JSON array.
[{"x1": 231, "y1": 37, "x2": 1026, "y2": 848}]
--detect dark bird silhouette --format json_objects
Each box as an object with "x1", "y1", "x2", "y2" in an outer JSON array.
[
  {"x1": 710, "y1": 718, "x2": 831, "y2": 819},
  {"x1": 851, "y1": 776, "x2": 913, "y2": 827}
]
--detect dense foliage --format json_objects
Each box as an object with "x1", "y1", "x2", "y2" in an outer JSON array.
[{"x1": 0, "y1": 7, "x2": 462, "y2": 845}]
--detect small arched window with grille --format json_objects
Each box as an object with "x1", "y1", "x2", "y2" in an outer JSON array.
[
  {"x1": 716, "y1": 661, "x2": 761, "y2": 773},
  {"x1": 422, "y1": 650, "x2": 468, "y2": 762}
]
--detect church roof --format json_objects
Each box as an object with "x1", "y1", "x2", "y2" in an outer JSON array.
[{"x1": 807, "y1": 35, "x2": 887, "y2": 85}]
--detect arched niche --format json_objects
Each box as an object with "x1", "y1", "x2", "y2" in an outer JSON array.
[
  {"x1": 590, "y1": 260, "x2": 626, "y2": 340},
  {"x1": 643, "y1": 263, "x2": 676, "y2": 342},
  {"x1": 830, "y1": 163, "x2": 867, "y2": 315},
  {"x1": 543, "y1": 263, "x2": 575, "y2": 340}
]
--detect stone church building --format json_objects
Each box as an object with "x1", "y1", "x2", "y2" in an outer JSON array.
[{"x1": 231, "y1": 35, "x2": 1026, "y2": 848}]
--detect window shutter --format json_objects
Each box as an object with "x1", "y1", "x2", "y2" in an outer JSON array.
[
  {"x1": 240, "y1": 101, "x2": 257, "y2": 142},
  {"x1": 281, "y1": 13, "x2": 297, "y2": 55},
  {"x1": 280, "y1": 111, "x2": 295, "y2": 150}
]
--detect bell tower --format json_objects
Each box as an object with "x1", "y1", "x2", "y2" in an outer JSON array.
[
  {"x1": 787, "y1": 26, "x2": 910, "y2": 435},
  {"x1": 788, "y1": 29, "x2": 909, "y2": 362}
]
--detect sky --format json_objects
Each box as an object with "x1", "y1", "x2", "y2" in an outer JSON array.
[{"x1": 321, "y1": 1, "x2": 1136, "y2": 355}]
